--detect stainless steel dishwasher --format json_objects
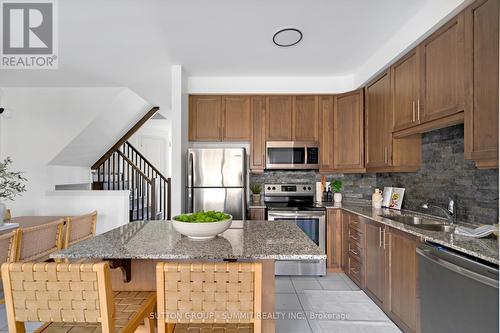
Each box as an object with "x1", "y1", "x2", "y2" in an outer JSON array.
[{"x1": 417, "y1": 242, "x2": 499, "y2": 333}]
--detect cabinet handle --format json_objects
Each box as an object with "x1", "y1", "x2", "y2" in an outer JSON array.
[
  {"x1": 379, "y1": 227, "x2": 383, "y2": 248},
  {"x1": 412, "y1": 101, "x2": 416, "y2": 122},
  {"x1": 384, "y1": 147, "x2": 388, "y2": 164},
  {"x1": 382, "y1": 228, "x2": 386, "y2": 249},
  {"x1": 417, "y1": 99, "x2": 420, "y2": 121}
]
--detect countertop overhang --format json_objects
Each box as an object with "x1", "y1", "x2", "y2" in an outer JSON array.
[{"x1": 51, "y1": 220, "x2": 326, "y2": 261}]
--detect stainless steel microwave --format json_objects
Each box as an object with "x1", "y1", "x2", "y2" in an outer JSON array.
[{"x1": 266, "y1": 141, "x2": 319, "y2": 170}]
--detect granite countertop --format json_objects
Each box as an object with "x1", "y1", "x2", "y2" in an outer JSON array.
[
  {"x1": 321, "y1": 202, "x2": 498, "y2": 265},
  {"x1": 51, "y1": 220, "x2": 326, "y2": 261}
]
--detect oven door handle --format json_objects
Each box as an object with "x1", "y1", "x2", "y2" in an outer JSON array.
[{"x1": 268, "y1": 211, "x2": 325, "y2": 218}]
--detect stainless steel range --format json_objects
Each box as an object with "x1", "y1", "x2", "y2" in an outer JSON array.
[{"x1": 264, "y1": 183, "x2": 326, "y2": 276}]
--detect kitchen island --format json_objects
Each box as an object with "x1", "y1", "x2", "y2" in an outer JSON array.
[{"x1": 51, "y1": 219, "x2": 325, "y2": 332}]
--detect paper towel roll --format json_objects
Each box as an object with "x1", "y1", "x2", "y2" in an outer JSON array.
[{"x1": 315, "y1": 182, "x2": 323, "y2": 202}]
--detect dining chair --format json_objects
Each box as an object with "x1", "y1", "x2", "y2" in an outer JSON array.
[
  {"x1": 156, "y1": 262, "x2": 262, "y2": 333},
  {"x1": 0, "y1": 230, "x2": 19, "y2": 304},
  {"x1": 64, "y1": 211, "x2": 97, "y2": 248},
  {"x1": 2, "y1": 262, "x2": 156, "y2": 333},
  {"x1": 15, "y1": 219, "x2": 65, "y2": 262}
]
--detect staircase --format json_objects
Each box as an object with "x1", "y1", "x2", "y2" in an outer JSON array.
[
  {"x1": 90, "y1": 106, "x2": 171, "y2": 221},
  {"x1": 92, "y1": 141, "x2": 171, "y2": 221}
]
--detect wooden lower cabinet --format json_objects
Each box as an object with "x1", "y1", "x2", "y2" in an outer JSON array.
[
  {"x1": 248, "y1": 207, "x2": 266, "y2": 220},
  {"x1": 334, "y1": 212, "x2": 419, "y2": 333},
  {"x1": 386, "y1": 228, "x2": 419, "y2": 333},
  {"x1": 363, "y1": 221, "x2": 387, "y2": 308},
  {"x1": 326, "y1": 209, "x2": 342, "y2": 269}
]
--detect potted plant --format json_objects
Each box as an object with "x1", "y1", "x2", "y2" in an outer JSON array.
[
  {"x1": 0, "y1": 157, "x2": 27, "y2": 223},
  {"x1": 331, "y1": 179, "x2": 343, "y2": 203},
  {"x1": 250, "y1": 184, "x2": 262, "y2": 204}
]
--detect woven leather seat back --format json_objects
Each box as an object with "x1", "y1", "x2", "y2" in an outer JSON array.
[
  {"x1": 157, "y1": 262, "x2": 262, "y2": 325},
  {"x1": 1, "y1": 262, "x2": 111, "y2": 323}
]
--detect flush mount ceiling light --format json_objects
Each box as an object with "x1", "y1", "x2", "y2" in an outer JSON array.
[{"x1": 273, "y1": 28, "x2": 303, "y2": 47}]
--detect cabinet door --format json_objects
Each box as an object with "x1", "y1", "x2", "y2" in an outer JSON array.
[
  {"x1": 366, "y1": 71, "x2": 392, "y2": 168},
  {"x1": 249, "y1": 207, "x2": 266, "y2": 220},
  {"x1": 266, "y1": 96, "x2": 292, "y2": 141},
  {"x1": 364, "y1": 222, "x2": 386, "y2": 308},
  {"x1": 387, "y1": 228, "x2": 419, "y2": 333},
  {"x1": 250, "y1": 96, "x2": 267, "y2": 172},
  {"x1": 392, "y1": 50, "x2": 421, "y2": 131},
  {"x1": 319, "y1": 96, "x2": 335, "y2": 172},
  {"x1": 293, "y1": 96, "x2": 319, "y2": 141},
  {"x1": 222, "y1": 96, "x2": 250, "y2": 141},
  {"x1": 333, "y1": 90, "x2": 365, "y2": 171},
  {"x1": 326, "y1": 209, "x2": 342, "y2": 269},
  {"x1": 189, "y1": 96, "x2": 222, "y2": 141},
  {"x1": 420, "y1": 14, "x2": 465, "y2": 122},
  {"x1": 341, "y1": 212, "x2": 350, "y2": 270},
  {"x1": 464, "y1": 0, "x2": 499, "y2": 168}
]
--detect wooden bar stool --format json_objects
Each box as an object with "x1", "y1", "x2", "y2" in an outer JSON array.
[
  {"x1": 0, "y1": 230, "x2": 19, "y2": 304},
  {"x1": 64, "y1": 211, "x2": 97, "y2": 248},
  {"x1": 156, "y1": 262, "x2": 262, "y2": 333},
  {"x1": 2, "y1": 262, "x2": 156, "y2": 333},
  {"x1": 15, "y1": 219, "x2": 65, "y2": 262}
]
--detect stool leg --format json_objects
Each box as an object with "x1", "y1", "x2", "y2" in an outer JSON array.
[{"x1": 144, "y1": 317, "x2": 154, "y2": 333}]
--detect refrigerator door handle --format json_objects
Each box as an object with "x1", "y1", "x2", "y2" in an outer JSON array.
[
  {"x1": 186, "y1": 187, "x2": 194, "y2": 214},
  {"x1": 187, "y1": 152, "x2": 194, "y2": 188}
]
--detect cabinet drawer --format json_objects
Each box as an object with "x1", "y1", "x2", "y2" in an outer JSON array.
[
  {"x1": 348, "y1": 241, "x2": 362, "y2": 262},
  {"x1": 349, "y1": 226, "x2": 362, "y2": 243},
  {"x1": 349, "y1": 216, "x2": 362, "y2": 232},
  {"x1": 348, "y1": 255, "x2": 362, "y2": 286}
]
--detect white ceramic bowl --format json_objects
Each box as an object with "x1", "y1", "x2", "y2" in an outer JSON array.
[{"x1": 172, "y1": 214, "x2": 233, "y2": 240}]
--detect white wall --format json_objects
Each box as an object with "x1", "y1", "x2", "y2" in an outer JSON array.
[
  {"x1": 129, "y1": 118, "x2": 172, "y2": 177},
  {"x1": 41, "y1": 190, "x2": 130, "y2": 234},
  {"x1": 0, "y1": 87, "x2": 149, "y2": 216},
  {"x1": 188, "y1": 75, "x2": 354, "y2": 94},
  {"x1": 170, "y1": 66, "x2": 189, "y2": 216}
]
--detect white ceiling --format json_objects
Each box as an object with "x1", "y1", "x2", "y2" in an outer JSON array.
[
  {"x1": 0, "y1": 0, "x2": 470, "y2": 108},
  {"x1": 163, "y1": 0, "x2": 428, "y2": 77}
]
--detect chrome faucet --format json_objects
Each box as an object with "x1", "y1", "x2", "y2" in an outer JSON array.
[{"x1": 421, "y1": 198, "x2": 455, "y2": 224}]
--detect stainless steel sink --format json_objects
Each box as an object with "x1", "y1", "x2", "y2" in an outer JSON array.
[{"x1": 379, "y1": 214, "x2": 454, "y2": 232}]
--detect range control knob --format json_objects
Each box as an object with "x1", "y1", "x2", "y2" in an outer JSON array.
[
  {"x1": 303, "y1": 186, "x2": 307, "y2": 191},
  {"x1": 307, "y1": 186, "x2": 311, "y2": 191},
  {"x1": 267, "y1": 186, "x2": 271, "y2": 190},
  {"x1": 272, "y1": 186, "x2": 276, "y2": 190}
]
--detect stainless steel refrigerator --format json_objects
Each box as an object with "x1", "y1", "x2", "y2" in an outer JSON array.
[{"x1": 186, "y1": 148, "x2": 247, "y2": 220}]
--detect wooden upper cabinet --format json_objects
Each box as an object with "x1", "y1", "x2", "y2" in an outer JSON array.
[
  {"x1": 266, "y1": 96, "x2": 293, "y2": 141},
  {"x1": 364, "y1": 222, "x2": 387, "y2": 308},
  {"x1": 366, "y1": 71, "x2": 392, "y2": 168},
  {"x1": 319, "y1": 96, "x2": 335, "y2": 172},
  {"x1": 250, "y1": 96, "x2": 267, "y2": 172},
  {"x1": 392, "y1": 50, "x2": 421, "y2": 132},
  {"x1": 222, "y1": 96, "x2": 250, "y2": 141},
  {"x1": 386, "y1": 228, "x2": 419, "y2": 333},
  {"x1": 333, "y1": 90, "x2": 365, "y2": 172},
  {"x1": 420, "y1": 13, "x2": 465, "y2": 123},
  {"x1": 464, "y1": 0, "x2": 499, "y2": 168},
  {"x1": 189, "y1": 95, "x2": 222, "y2": 141},
  {"x1": 292, "y1": 96, "x2": 319, "y2": 141}
]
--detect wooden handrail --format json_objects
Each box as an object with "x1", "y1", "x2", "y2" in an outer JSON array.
[
  {"x1": 115, "y1": 150, "x2": 151, "y2": 183},
  {"x1": 91, "y1": 106, "x2": 160, "y2": 170},
  {"x1": 124, "y1": 142, "x2": 169, "y2": 183}
]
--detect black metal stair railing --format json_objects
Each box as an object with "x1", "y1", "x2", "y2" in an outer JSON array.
[{"x1": 92, "y1": 141, "x2": 171, "y2": 221}]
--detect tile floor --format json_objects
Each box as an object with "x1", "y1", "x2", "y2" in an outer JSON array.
[
  {"x1": 0, "y1": 273, "x2": 402, "y2": 333},
  {"x1": 275, "y1": 272, "x2": 402, "y2": 333}
]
